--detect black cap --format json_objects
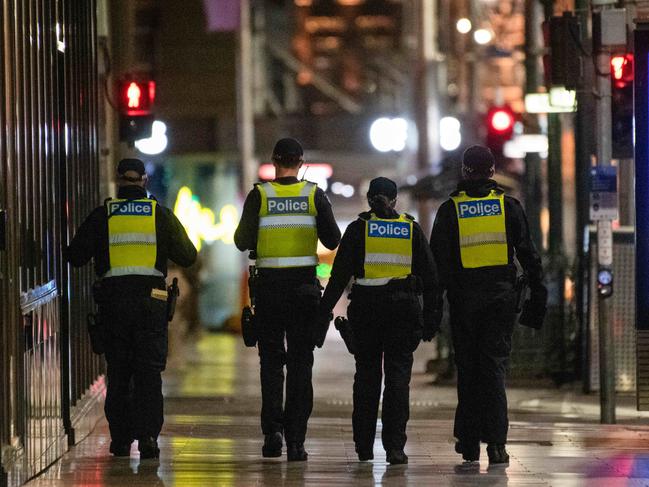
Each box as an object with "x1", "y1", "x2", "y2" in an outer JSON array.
[
  {"x1": 117, "y1": 158, "x2": 146, "y2": 176},
  {"x1": 272, "y1": 138, "x2": 303, "y2": 161},
  {"x1": 462, "y1": 145, "x2": 495, "y2": 175},
  {"x1": 367, "y1": 177, "x2": 398, "y2": 200}
]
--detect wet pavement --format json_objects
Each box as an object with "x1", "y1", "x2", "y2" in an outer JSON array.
[{"x1": 26, "y1": 331, "x2": 649, "y2": 486}]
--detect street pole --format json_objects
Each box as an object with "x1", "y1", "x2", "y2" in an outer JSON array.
[
  {"x1": 237, "y1": 0, "x2": 256, "y2": 194},
  {"x1": 414, "y1": 0, "x2": 440, "y2": 236},
  {"x1": 593, "y1": 1, "x2": 617, "y2": 424},
  {"x1": 524, "y1": 0, "x2": 543, "y2": 250}
]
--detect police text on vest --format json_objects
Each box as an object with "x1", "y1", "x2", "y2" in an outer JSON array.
[
  {"x1": 267, "y1": 196, "x2": 309, "y2": 214},
  {"x1": 457, "y1": 199, "x2": 502, "y2": 218},
  {"x1": 109, "y1": 201, "x2": 153, "y2": 216},
  {"x1": 367, "y1": 221, "x2": 411, "y2": 239}
]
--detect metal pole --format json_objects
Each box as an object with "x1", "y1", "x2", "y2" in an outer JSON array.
[
  {"x1": 237, "y1": 0, "x2": 256, "y2": 194},
  {"x1": 523, "y1": 0, "x2": 543, "y2": 250},
  {"x1": 593, "y1": 2, "x2": 616, "y2": 424},
  {"x1": 415, "y1": 0, "x2": 440, "y2": 236}
]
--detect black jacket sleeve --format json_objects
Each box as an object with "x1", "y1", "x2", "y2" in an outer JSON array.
[
  {"x1": 320, "y1": 220, "x2": 363, "y2": 315},
  {"x1": 507, "y1": 197, "x2": 544, "y2": 287},
  {"x1": 429, "y1": 200, "x2": 455, "y2": 293},
  {"x1": 411, "y1": 222, "x2": 441, "y2": 318},
  {"x1": 314, "y1": 188, "x2": 341, "y2": 250},
  {"x1": 64, "y1": 206, "x2": 106, "y2": 267},
  {"x1": 234, "y1": 187, "x2": 261, "y2": 252},
  {"x1": 160, "y1": 206, "x2": 198, "y2": 267}
]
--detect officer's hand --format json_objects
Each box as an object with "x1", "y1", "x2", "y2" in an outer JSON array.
[
  {"x1": 422, "y1": 309, "x2": 442, "y2": 342},
  {"x1": 312, "y1": 312, "x2": 332, "y2": 348}
]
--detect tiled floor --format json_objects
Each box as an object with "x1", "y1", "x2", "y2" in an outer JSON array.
[{"x1": 26, "y1": 332, "x2": 649, "y2": 486}]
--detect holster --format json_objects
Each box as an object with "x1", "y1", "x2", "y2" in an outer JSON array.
[
  {"x1": 167, "y1": 277, "x2": 180, "y2": 322},
  {"x1": 241, "y1": 306, "x2": 258, "y2": 347}
]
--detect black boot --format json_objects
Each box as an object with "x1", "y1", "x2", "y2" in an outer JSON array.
[
  {"x1": 487, "y1": 444, "x2": 509, "y2": 466},
  {"x1": 386, "y1": 449, "x2": 408, "y2": 465},
  {"x1": 109, "y1": 441, "x2": 132, "y2": 457},
  {"x1": 138, "y1": 437, "x2": 160, "y2": 459},
  {"x1": 356, "y1": 447, "x2": 374, "y2": 462},
  {"x1": 287, "y1": 443, "x2": 308, "y2": 462},
  {"x1": 262, "y1": 432, "x2": 283, "y2": 458},
  {"x1": 455, "y1": 440, "x2": 480, "y2": 462}
]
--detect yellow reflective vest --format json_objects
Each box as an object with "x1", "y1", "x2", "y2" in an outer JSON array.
[
  {"x1": 451, "y1": 190, "x2": 508, "y2": 269},
  {"x1": 105, "y1": 198, "x2": 162, "y2": 277},
  {"x1": 358, "y1": 213, "x2": 413, "y2": 286},
  {"x1": 256, "y1": 181, "x2": 319, "y2": 268}
]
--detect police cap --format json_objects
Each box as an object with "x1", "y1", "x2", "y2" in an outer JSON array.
[
  {"x1": 367, "y1": 177, "x2": 397, "y2": 200},
  {"x1": 272, "y1": 138, "x2": 303, "y2": 162},
  {"x1": 117, "y1": 158, "x2": 146, "y2": 176},
  {"x1": 462, "y1": 145, "x2": 495, "y2": 176}
]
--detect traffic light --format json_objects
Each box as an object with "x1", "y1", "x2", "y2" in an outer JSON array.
[
  {"x1": 611, "y1": 54, "x2": 634, "y2": 159},
  {"x1": 486, "y1": 106, "x2": 515, "y2": 154},
  {"x1": 117, "y1": 78, "x2": 155, "y2": 142}
]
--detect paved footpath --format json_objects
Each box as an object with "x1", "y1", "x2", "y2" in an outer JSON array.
[{"x1": 26, "y1": 331, "x2": 649, "y2": 486}]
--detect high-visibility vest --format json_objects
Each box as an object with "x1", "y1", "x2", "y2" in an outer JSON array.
[
  {"x1": 357, "y1": 213, "x2": 413, "y2": 286},
  {"x1": 256, "y1": 181, "x2": 319, "y2": 268},
  {"x1": 105, "y1": 198, "x2": 162, "y2": 277},
  {"x1": 451, "y1": 190, "x2": 508, "y2": 269}
]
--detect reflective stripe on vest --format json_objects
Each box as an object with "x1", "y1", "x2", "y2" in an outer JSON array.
[
  {"x1": 451, "y1": 190, "x2": 508, "y2": 269},
  {"x1": 106, "y1": 198, "x2": 159, "y2": 277},
  {"x1": 361, "y1": 214, "x2": 413, "y2": 284},
  {"x1": 256, "y1": 181, "x2": 318, "y2": 268}
]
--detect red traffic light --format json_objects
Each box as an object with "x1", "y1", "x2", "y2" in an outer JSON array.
[
  {"x1": 487, "y1": 107, "x2": 515, "y2": 135},
  {"x1": 611, "y1": 54, "x2": 633, "y2": 88},
  {"x1": 118, "y1": 79, "x2": 155, "y2": 116}
]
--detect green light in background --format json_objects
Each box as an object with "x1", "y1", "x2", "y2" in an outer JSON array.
[{"x1": 316, "y1": 263, "x2": 332, "y2": 279}]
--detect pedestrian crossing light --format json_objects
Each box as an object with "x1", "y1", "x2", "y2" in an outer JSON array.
[
  {"x1": 486, "y1": 106, "x2": 515, "y2": 155},
  {"x1": 118, "y1": 77, "x2": 156, "y2": 142},
  {"x1": 610, "y1": 54, "x2": 634, "y2": 159}
]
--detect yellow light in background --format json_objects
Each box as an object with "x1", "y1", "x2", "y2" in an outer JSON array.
[{"x1": 173, "y1": 186, "x2": 239, "y2": 251}]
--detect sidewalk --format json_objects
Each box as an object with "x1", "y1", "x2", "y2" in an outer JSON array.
[{"x1": 26, "y1": 331, "x2": 649, "y2": 486}]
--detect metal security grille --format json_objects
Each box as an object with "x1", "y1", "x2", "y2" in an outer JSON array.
[
  {"x1": 0, "y1": 1, "x2": 103, "y2": 485},
  {"x1": 588, "y1": 228, "x2": 636, "y2": 392}
]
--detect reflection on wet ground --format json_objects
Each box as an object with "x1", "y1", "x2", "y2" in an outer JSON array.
[{"x1": 26, "y1": 333, "x2": 649, "y2": 486}]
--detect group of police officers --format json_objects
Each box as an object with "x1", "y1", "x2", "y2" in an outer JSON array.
[{"x1": 66, "y1": 137, "x2": 546, "y2": 467}]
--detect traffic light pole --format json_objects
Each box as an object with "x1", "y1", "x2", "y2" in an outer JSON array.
[
  {"x1": 237, "y1": 0, "x2": 256, "y2": 194},
  {"x1": 593, "y1": 2, "x2": 616, "y2": 425}
]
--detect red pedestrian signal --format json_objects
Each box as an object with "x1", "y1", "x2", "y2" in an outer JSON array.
[
  {"x1": 118, "y1": 79, "x2": 155, "y2": 116},
  {"x1": 611, "y1": 54, "x2": 633, "y2": 88},
  {"x1": 117, "y1": 77, "x2": 156, "y2": 142},
  {"x1": 485, "y1": 106, "x2": 515, "y2": 156}
]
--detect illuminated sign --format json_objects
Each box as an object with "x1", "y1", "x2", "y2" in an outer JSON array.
[{"x1": 173, "y1": 186, "x2": 239, "y2": 251}]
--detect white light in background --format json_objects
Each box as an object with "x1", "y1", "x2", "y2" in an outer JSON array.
[
  {"x1": 369, "y1": 117, "x2": 408, "y2": 152},
  {"x1": 406, "y1": 175, "x2": 418, "y2": 186},
  {"x1": 135, "y1": 120, "x2": 168, "y2": 155},
  {"x1": 504, "y1": 134, "x2": 549, "y2": 159},
  {"x1": 439, "y1": 116, "x2": 462, "y2": 152},
  {"x1": 331, "y1": 181, "x2": 355, "y2": 198},
  {"x1": 456, "y1": 18, "x2": 472, "y2": 34},
  {"x1": 473, "y1": 28, "x2": 492, "y2": 45}
]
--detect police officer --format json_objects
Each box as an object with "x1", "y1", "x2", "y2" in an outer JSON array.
[
  {"x1": 316, "y1": 177, "x2": 440, "y2": 465},
  {"x1": 65, "y1": 158, "x2": 197, "y2": 459},
  {"x1": 234, "y1": 138, "x2": 341, "y2": 461},
  {"x1": 429, "y1": 146, "x2": 545, "y2": 466}
]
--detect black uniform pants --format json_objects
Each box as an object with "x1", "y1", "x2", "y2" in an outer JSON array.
[
  {"x1": 450, "y1": 293, "x2": 516, "y2": 446},
  {"x1": 255, "y1": 282, "x2": 319, "y2": 444},
  {"x1": 100, "y1": 277, "x2": 168, "y2": 445},
  {"x1": 348, "y1": 288, "x2": 422, "y2": 452}
]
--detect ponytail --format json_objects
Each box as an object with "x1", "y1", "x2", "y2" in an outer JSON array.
[{"x1": 368, "y1": 194, "x2": 395, "y2": 213}]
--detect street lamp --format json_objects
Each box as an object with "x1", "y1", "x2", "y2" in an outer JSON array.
[
  {"x1": 473, "y1": 28, "x2": 493, "y2": 45},
  {"x1": 369, "y1": 117, "x2": 408, "y2": 152},
  {"x1": 456, "y1": 18, "x2": 472, "y2": 34}
]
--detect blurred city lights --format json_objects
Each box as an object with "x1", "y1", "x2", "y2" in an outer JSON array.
[
  {"x1": 549, "y1": 87, "x2": 577, "y2": 109},
  {"x1": 369, "y1": 117, "x2": 408, "y2": 152},
  {"x1": 439, "y1": 116, "x2": 462, "y2": 152},
  {"x1": 135, "y1": 120, "x2": 168, "y2": 155},
  {"x1": 473, "y1": 28, "x2": 493, "y2": 45},
  {"x1": 456, "y1": 18, "x2": 472, "y2": 34},
  {"x1": 490, "y1": 109, "x2": 514, "y2": 132},
  {"x1": 406, "y1": 175, "x2": 418, "y2": 186},
  {"x1": 331, "y1": 181, "x2": 355, "y2": 198},
  {"x1": 173, "y1": 186, "x2": 239, "y2": 251},
  {"x1": 258, "y1": 163, "x2": 332, "y2": 191}
]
